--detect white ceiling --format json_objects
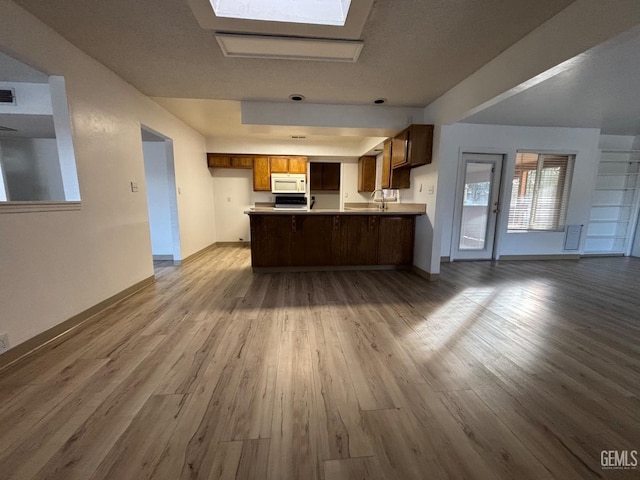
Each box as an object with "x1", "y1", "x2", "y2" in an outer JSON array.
[
  {"x1": 7, "y1": 0, "x2": 640, "y2": 148},
  {"x1": 13, "y1": 0, "x2": 572, "y2": 106},
  {"x1": 462, "y1": 26, "x2": 640, "y2": 136},
  {"x1": 0, "y1": 51, "x2": 48, "y2": 83}
]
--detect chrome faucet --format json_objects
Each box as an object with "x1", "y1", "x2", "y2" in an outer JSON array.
[{"x1": 370, "y1": 189, "x2": 386, "y2": 210}]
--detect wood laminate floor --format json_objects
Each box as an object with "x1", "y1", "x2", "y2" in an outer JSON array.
[{"x1": 1, "y1": 245, "x2": 639, "y2": 479}]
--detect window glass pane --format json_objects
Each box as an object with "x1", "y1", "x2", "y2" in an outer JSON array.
[
  {"x1": 460, "y1": 162, "x2": 492, "y2": 250},
  {"x1": 508, "y1": 153, "x2": 573, "y2": 231}
]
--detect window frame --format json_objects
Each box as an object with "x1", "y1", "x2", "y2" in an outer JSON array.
[{"x1": 507, "y1": 151, "x2": 575, "y2": 233}]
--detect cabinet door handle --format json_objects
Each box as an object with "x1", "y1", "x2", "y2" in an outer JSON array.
[
  {"x1": 333, "y1": 216, "x2": 339, "y2": 231},
  {"x1": 292, "y1": 216, "x2": 296, "y2": 233}
]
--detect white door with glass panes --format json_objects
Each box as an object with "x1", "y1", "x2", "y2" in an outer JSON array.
[{"x1": 451, "y1": 153, "x2": 504, "y2": 260}]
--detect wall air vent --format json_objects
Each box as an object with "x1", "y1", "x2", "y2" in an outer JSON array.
[{"x1": 0, "y1": 89, "x2": 16, "y2": 104}]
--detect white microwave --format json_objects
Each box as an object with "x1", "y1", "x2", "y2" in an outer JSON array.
[{"x1": 271, "y1": 174, "x2": 306, "y2": 194}]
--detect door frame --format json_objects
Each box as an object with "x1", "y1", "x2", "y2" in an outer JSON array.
[
  {"x1": 140, "y1": 124, "x2": 182, "y2": 264},
  {"x1": 450, "y1": 150, "x2": 507, "y2": 261}
]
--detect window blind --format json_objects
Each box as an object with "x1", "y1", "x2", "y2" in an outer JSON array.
[{"x1": 508, "y1": 153, "x2": 574, "y2": 231}]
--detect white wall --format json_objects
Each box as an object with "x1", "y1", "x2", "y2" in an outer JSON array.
[
  {"x1": 0, "y1": 81, "x2": 52, "y2": 115},
  {"x1": 212, "y1": 168, "x2": 270, "y2": 242},
  {"x1": 211, "y1": 155, "x2": 369, "y2": 241},
  {"x1": 435, "y1": 124, "x2": 601, "y2": 259},
  {"x1": 0, "y1": 1, "x2": 215, "y2": 350},
  {"x1": 143, "y1": 141, "x2": 174, "y2": 256},
  {"x1": 339, "y1": 157, "x2": 370, "y2": 207},
  {"x1": 397, "y1": 125, "x2": 442, "y2": 274},
  {"x1": 0, "y1": 137, "x2": 64, "y2": 200}
]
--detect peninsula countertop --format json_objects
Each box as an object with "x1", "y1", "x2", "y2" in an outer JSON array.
[{"x1": 244, "y1": 202, "x2": 426, "y2": 216}]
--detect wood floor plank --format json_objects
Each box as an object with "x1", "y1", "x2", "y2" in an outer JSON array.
[
  {"x1": 268, "y1": 330, "x2": 321, "y2": 480},
  {"x1": 88, "y1": 394, "x2": 186, "y2": 480},
  {"x1": 0, "y1": 246, "x2": 638, "y2": 480},
  {"x1": 323, "y1": 456, "x2": 384, "y2": 480},
  {"x1": 438, "y1": 389, "x2": 555, "y2": 480},
  {"x1": 234, "y1": 438, "x2": 270, "y2": 480}
]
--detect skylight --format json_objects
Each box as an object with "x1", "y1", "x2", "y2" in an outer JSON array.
[{"x1": 210, "y1": 0, "x2": 352, "y2": 26}]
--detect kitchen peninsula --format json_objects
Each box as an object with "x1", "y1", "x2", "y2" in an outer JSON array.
[{"x1": 245, "y1": 203, "x2": 426, "y2": 272}]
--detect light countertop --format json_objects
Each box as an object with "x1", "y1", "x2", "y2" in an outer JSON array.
[{"x1": 245, "y1": 202, "x2": 426, "y2": 216}]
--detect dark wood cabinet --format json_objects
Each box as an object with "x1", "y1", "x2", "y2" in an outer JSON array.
[
  {"x1": 248, "y1": 213, "x2": 416, "y2": 269},
  {"x1": 382, "y1": 139, "x2": 410, "y2": 189},
  {"x1": 358, "y1": 156, "x2": 376, "y2": 192},
  {"x1": 292, "y1": 215, "x2": 333, "y2": 266},
  {"x1": 249, "y1": 215, "x2": 294, "y2": 267},
  {"x1": 391, "y1": 124, "x2": 434, "y2": 168},
  {"x1": 332, "y1": 215, "x2": 379, "y2": 265},
  {"x1": 310, "y1": 162, "x2": 340, "y2": 191},
  {"x1": 378, "y1": 216, "x2": 415, "y2": 266}
]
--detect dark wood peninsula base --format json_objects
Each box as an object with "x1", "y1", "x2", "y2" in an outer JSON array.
[{"x1": 247, "y1": 210, "x2": 423, "y2": 272}]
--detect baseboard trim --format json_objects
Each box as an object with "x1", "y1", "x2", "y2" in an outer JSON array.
[
  {"x1": 153, "y1": 254, "x2": 173, "y2": 261},
  {"x1": 412, "y1": 265, "x2": 440, "y2": 282},
  {"x1": 174, "y1": 242, "x2": 218, "y2": 266},
  {"x1": 216, "y1": 241, "x2": 251, "y2": 247},
  {"x1": 252, "y1": 264, "x2": 411, "y2": 273},
  {"x1": 0, "y1": 275, "x2": 155, "y2": 372},
  {"x1": 498, "y1": 254, "x2": 581, "y2": 261},
  {"x1": 440, "y1": 256, "x2": 451, "y2": 263}
]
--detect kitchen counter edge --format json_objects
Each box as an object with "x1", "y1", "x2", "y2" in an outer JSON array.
[{"x1": 244, "y1": 205, "x2": 426, "y2": 216}]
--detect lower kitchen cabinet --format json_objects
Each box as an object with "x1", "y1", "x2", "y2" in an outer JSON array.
[
  {"x1": 248, "y1": 213, "x2": 416, "y2": 268},
  {"x1": 332, "y1": 215, "x2": 379, "y2": 265},
  {"x1": 378, "y1": 216, "x2": 415, "y2": 265},
  {"x1": 249, "y1": 215, "x2": 294, "y2": 267}
]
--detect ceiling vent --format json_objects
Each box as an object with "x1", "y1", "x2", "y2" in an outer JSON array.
[{"x1": 0, "y1": 89, "x2": 16, "y2": 105}]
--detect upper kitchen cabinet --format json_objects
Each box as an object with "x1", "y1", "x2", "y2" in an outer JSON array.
[
  {"x1": 207, "y1": 154, "x2": 231, "y2": 168},
  {"x1": 382, "y1": 139, "x2": 410, "y2": 189},
  {"x1": 310, "y1": 162, "x2": 340, "y2": 191},
  {"x1": 253, "y1": 156, "x2": 271, "y2": 191},
  {"x1": 269, "y1": 156, "x2": 308, "y2": 174},
  {"x1": 288, "y1": 157, "x2": 308, "y2": 174},
  {"x1": 231, "y1": 156, "x2": 253, "y2": 169},
  {"x1": 253, "y1": 155, "x2": 309, "y2": 191},
  {"x1": 269, "y1": 156, "x2": 289, "y2": 173},
  {"x1": 391, "y1": 124, "x2": 434, "y2": 168},
  {"x1": 358, "y1": 156, "x2": 376, "y2": 192},
  {"x1": 207, "y1": 154, "x2": 253, "y2": 169}
]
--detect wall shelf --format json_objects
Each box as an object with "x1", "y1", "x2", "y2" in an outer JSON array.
[{"x1": 584, "y1": 151, "x2": 640, "y2": 256}]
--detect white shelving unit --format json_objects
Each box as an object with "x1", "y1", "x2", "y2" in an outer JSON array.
[{"x1": 584, "y1": 150, "x2": 640, "y2": 255}]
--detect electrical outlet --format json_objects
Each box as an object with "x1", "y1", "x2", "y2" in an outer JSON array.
[{"x1": 0, "y1": 332, "x2": 10, "y2": 354}]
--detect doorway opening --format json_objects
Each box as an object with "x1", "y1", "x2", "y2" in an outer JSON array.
[
  {"x1": 451, "y1": 153, "x2": 505, "y2": 261},
  {"x1": 141, "y1": 126, "x2": 181, "y2": 266}
]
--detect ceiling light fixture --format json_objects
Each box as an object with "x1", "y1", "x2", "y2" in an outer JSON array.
[
  {"x1": 215, "y1": 33, "x2": 364, "y2": 62},
  {"x1": 210, "y1": 0, "x2": 352, "y2": 26},
  {"x1": 374, "y1": 98, "x2": 386, "y2": 104},
  {"x1": 289, "y1": 94, "x2": 305, "y2": 102}
]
